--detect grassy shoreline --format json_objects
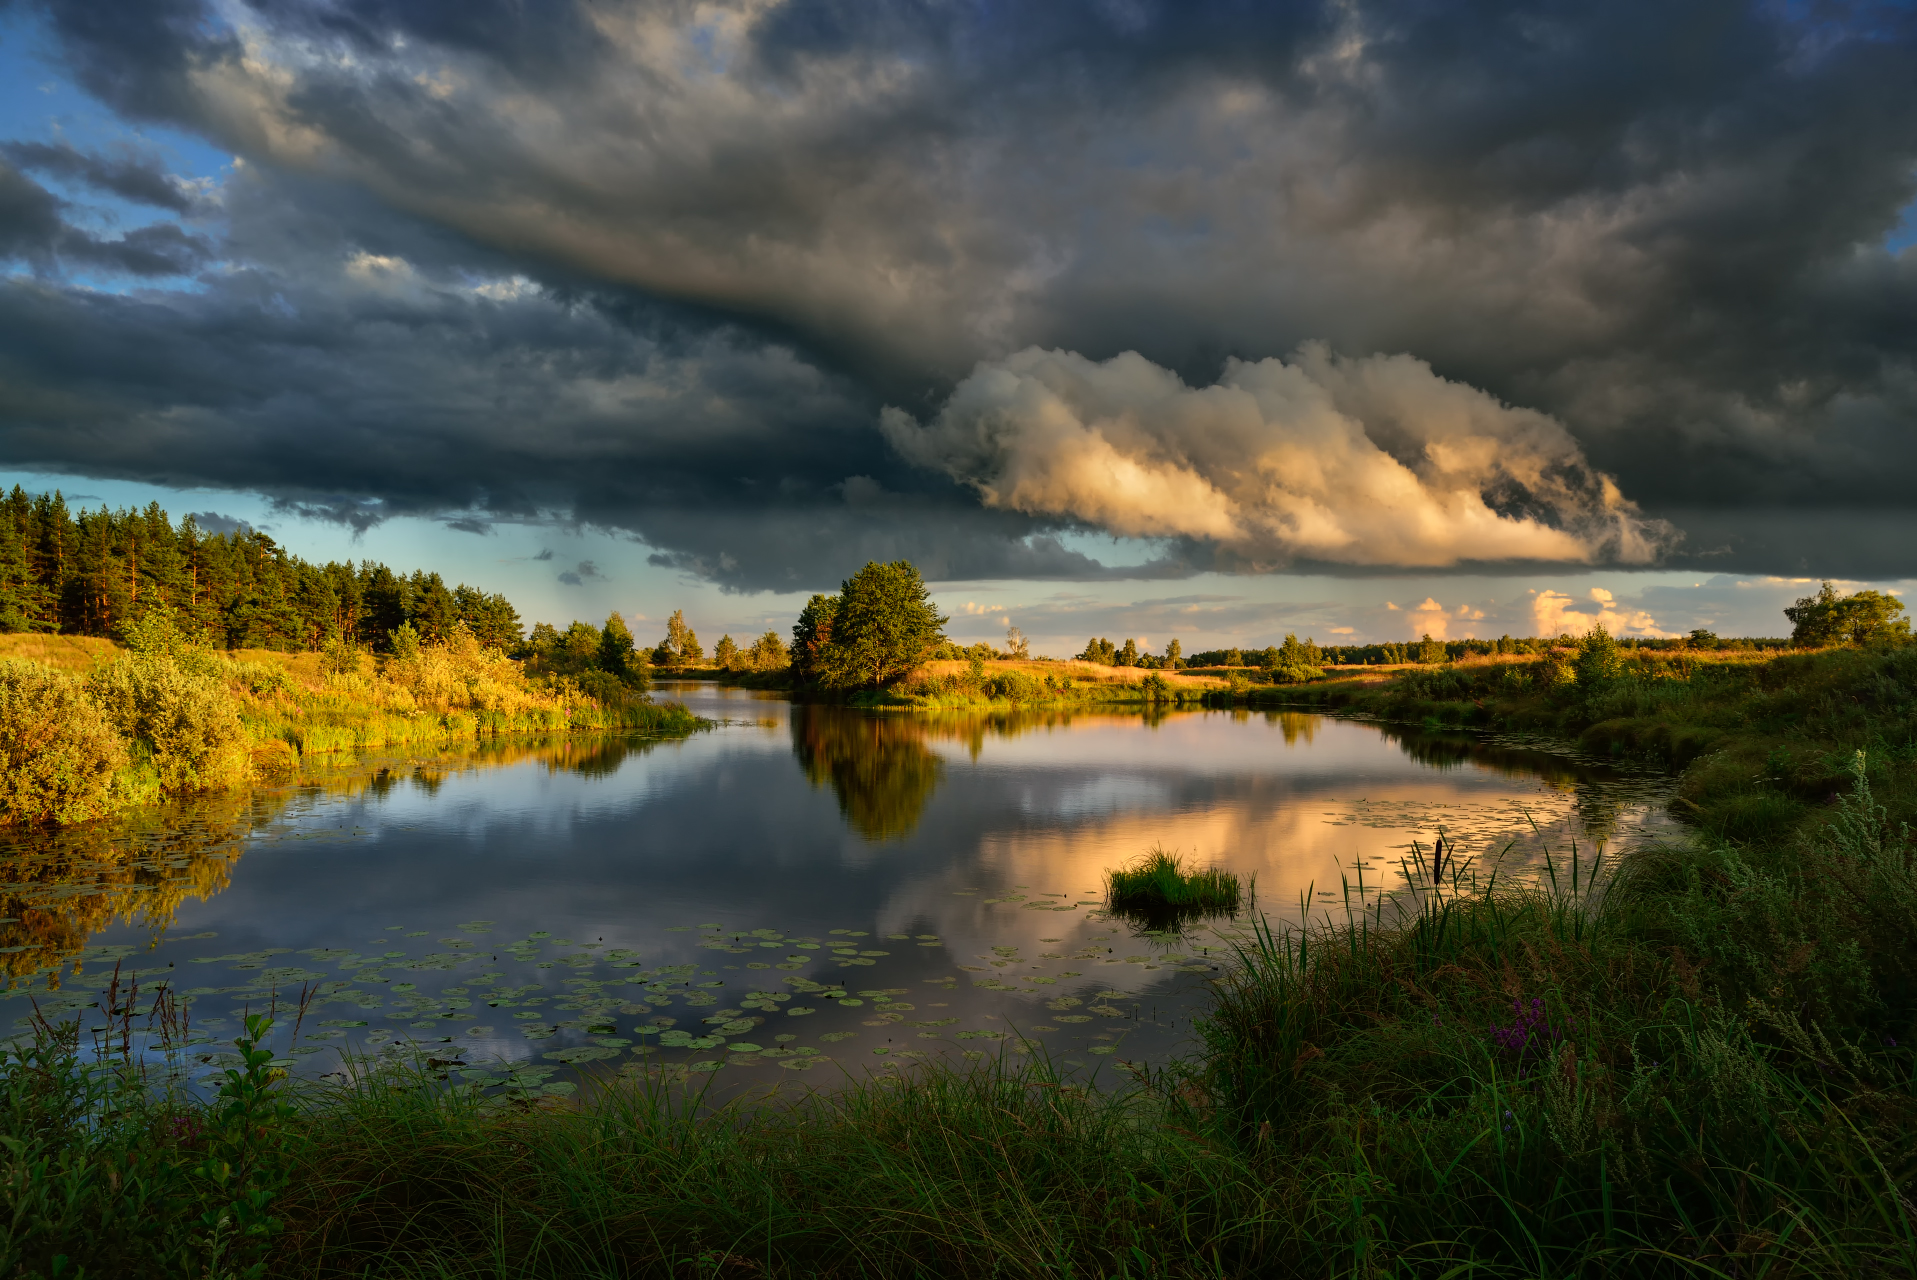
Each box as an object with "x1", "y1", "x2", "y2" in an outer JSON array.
[{"x1": 0, "y1": 633, "x2": 707, "y2": 828}]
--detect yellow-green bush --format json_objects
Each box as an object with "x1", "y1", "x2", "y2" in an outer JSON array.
[
  {"x1": 0, "y1": 661, "x2": 127, "y2": 824},
  {"x1": 84, "y1": 655, "x2": 251, "y2": 794}
]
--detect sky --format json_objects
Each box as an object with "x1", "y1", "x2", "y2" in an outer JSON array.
[{"x1": 2, "y1": 0, "x2": 1915, "y2": 656}]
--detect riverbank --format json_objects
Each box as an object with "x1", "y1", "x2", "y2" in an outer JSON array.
[
  {"x1": 0, "y1": 633, "x2": 706, "y2": 826},
  {"x1": 676, "y1": 658, "x2": 1233, "y2": 707},
  {"x1": 1264, "y1": 644, "x2": 1917, "y2": 842}
]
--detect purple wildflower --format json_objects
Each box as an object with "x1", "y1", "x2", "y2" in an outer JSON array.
[{"x1": 1488, "y1": 997, "x2": 1563, "y2": 1075}]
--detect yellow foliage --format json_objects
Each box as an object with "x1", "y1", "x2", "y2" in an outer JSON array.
[
  {"x1": 84, "y1": 654, "x2": 253, "y2": 794},
  {"x1": 0, "y1": 660, "x2": 127, "y2": 825}
]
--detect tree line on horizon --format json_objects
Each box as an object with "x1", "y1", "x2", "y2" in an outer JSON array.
[
  {"x1": 0, "y1": 488, "x2": 522, "y2": 651},
  {"x1": 5, "y1": 490, "x2": 1905, "y2": 684}
]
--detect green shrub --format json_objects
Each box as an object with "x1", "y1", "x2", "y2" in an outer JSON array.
[
  {"x1": 0, "y1": 660, "x2": 126, "y2": 824},
  {"x1": 84, "y1": 654, "x2": 251, "y2": 794}
]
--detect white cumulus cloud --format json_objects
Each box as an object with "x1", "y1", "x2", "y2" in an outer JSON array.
[{"x1": 882, "y1": 345, "x2": 1675, "y2": 570}]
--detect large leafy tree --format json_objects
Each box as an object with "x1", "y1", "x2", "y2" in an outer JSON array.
[
  {"x1": 799, "y1": 562, "x2": 947, "y2": 690},
  {"x1": 1786, "y1": 582, "x2": 1911, "y2": 647}
]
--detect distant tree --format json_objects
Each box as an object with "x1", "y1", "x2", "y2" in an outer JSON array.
[
  {"x1": 1118, "y1": 638, "x2": 1140, "y2": 667},
  {"x1": 1005, "y1": 625, "x2": 1030, "y2": 660},
  {"x1": 1687, "y1": 628, "x2": 1719, "y2": 649},
  {"x1": 713, "y1": 634, "x2": 740, "y2": 670},
  {"x1": 748, "y1": 630, "x2": 788, "y2": 670},
  {"x1": 526, "y1": 621, "x2": 560, "y2": 655},
  {"x1": 1575, "y1": 624, "x2": 1622, "y2": 688},
  {"x1": 560, "y1": 620, "x2": 601, "y2": 669},
  {"x1": 1164, "y1": 638, "x2": 1182, "y2": 668},
  {"x1": 1417, "y1": 633, "x2": 1447, "y2": 665},
  {"x1": 1077, "y1": 637, "x2": 1117, "y2": 664},
  {"x1": 598, "y1": 612, "x2": 637, "y2": 680},
  {"x1": 806, "y1": 561, "x2": 948, "y2": 690},
  {"x1": 1786, "y1": 581, "x2": 1910, "y2": 647},
  {"x1": 1269, "y1": 634, "x2": 1325, "y2": 684},
  {"x1": 661, "y1": 609, "x2": 705, "y2": 665}
]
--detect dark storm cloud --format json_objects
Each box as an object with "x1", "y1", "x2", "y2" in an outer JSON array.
[
  {"x1": 3, "y1": 0, "x2": 1917, "y2": 582},
  {"x1": 1, "y1": 140, "x2": 201, "y2": 213},
  {"x1": 185, "y1": 510, "x2": 243, "y2": 534},
  {"x1": 0, "y1": 160, "x2": 213, "y2": 275}
]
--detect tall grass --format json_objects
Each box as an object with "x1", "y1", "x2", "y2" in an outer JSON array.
[
  {"x1": 0, "y1": 1009, "x2": 1285, "y2": 1279},
  {"x1": 1106, "y1": 845, "x2": 1246, "y2": 922},
  {"x1": 1183, "y1": 783, "x2": 1917, "y2": 1277}
]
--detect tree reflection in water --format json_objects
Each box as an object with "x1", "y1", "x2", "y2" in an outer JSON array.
[
  {"x1": 1371, "y1": 725, "x2": 1642, "y2": 848},
  {"x1": 0, "y1": 737, "x2": 675, "y2": 991},
  {"x1": 791, "y1": 706, "x2": 945, "y2": 841}
]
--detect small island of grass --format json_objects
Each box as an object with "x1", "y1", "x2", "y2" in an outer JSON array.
[{"x1": 1105, "y1": 845, "x2": 1247, "y2": 920}]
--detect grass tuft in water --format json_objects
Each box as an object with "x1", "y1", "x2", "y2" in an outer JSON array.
[{"x1": 1105, "y1": 844, "x2": 1245, "y2": 920}]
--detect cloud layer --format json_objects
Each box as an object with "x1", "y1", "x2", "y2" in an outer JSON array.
[
  {"x1": 884, "y1": 346, "x2": 1670, "y2": 569},
  {"x1": 1, "y1": 0, "x2": 1915, "y2": 585}
]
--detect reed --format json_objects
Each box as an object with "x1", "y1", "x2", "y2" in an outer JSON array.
[{"x1": 1106, "y1": 844, "x2": 1246, "y2": 919}]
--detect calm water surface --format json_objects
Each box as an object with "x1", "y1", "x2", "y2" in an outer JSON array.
[{"x1": 0, "y1": 682, "x2": 1676, "y2": 1094}]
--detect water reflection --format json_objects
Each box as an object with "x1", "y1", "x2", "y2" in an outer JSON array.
[
  {"x1": 0, "y1": 735, "x2": 685, "y2": 992},
  {"x1": 8, "y1": 698, "x2": 1678, "y2": 1088},
  {"x1": 791, "y1": 707, "x2": 943, "y2": 841}
]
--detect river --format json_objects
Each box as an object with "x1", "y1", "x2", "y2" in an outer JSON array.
[{"x1": 0, "y1": 681, "x2": 1676, "y2": 1097}]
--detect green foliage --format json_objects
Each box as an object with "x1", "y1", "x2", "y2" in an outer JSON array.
[
  {"x1": 790, "y1": 593, "x2": 839, "y2": 684},
  {"x1": 0, "y1": 1010, "x2": 299, "y2": 1279},
  {"x1": 1106, "y1": 845, "x2": 1244, "y2": 922},
  {"x1": 1786, "y1": 580, "x2": 1911, "y2": 647},
  {"x1": 0, "y1": 660, "x2": 126, "y2": 824},
  {"x1": 84, "y1": 654, "x2": 251, "y2": 794},
  {"x1": 387, "y1": 621, "x2": 422, "y2": 662},
  {"x1": 745, "y1": 629, "x2": 788, "y2": 671},
  {"x1": 794, "y1": 562, "x2": 947, "y2": 691},
  {"x1": 661, "y1": 609, "x2": 703, "y2": 666},
  {"x1": 1077, "y1": 636, "x2": 1118, "y2": 664},
  {"x1": 595, "y1": 612, "x2": 646, "y2": 688},
  {"x1": 1574, "y1": 622, "x2": 1621, "y2": 688},
  {"x1": 120, "y1": 605, "x2": 200, "y2": 658},
  {"x1": 712, "y1": 633, "x2": 739, "y2": 670},
  {"x1": 0, "y1": 485, "x2": 520, "y2": 651},
  {"x1": 1189, "y1": 810, "x2": 1917, "y2": 1277},
  {"x1": 1267, "y1": 634, "x2": 1325, "y2": 684},
  {"x1": 1417, "y1": 632, "x2": 1447, "y2": 664},
  {"x1": 318, "y1": 634, "x2": 361, "y2": 677},
  {"x1": 1163, "y1": 637, "x2": 1182, "y2": 667}
]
